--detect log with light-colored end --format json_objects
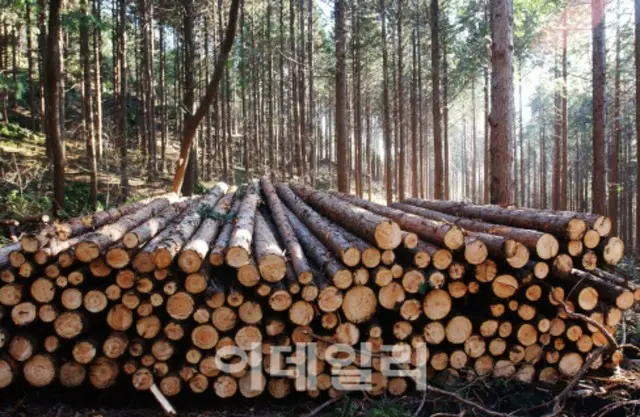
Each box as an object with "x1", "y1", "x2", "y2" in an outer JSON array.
[
  {"x1": 558, "y1": 352, "x2": 584, "y2": 377},
  {"x1": 23, "y1": 354, "x2": 56, "y2": 387},
  {"x1": 166, "y1": 291, "x2": 194, "y2": 320},
  {"x1": 423, "y1": 289, "x2": 452, "y2": 320},
  {"x1": 516, "y1": 323, "x2": 538, "y2": 346},
  {"x1": 401, "y1": 269, "x2": 425, "y2": 294},
  {"x1": 341, "y1": 285, "x2": 376, "y2": 323},
  {"x1": 492, "y1": 274, "x2": 518, "y2": 298},
  {"x1": 445, "y1": 316, "x2": 473, "y2": 344},
  {"x1": 378, "y1": 282, "x2": 405, "y2": 310},
  {"x1": 464, "y1": 335, "x2": 486, "y2": 358},
  {"x1": 464, "y1": 238, "x2": 488, "y2": 265}
]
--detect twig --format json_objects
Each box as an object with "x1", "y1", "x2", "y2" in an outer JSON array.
[
  {"x1": 150, "y1": 383, "x2": 177, "y2": 416},
  {"x1": 424, "y1": 384, "x2": 511, "y2": 417},
  {"x1": 302, "y1": 397, "x2": 340, "y2": 417},
  {"x1": 592, "y1": 399, "x2": 640, "y2": 417},
  {"x1": 414, "y1": 388, "x2": 427, "y2": 416}
]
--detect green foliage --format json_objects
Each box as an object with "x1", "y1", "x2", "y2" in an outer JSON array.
[
  {"x1": 0, "y1": 185, "x2": 51, "y2": 219},
  {"x1": 57, "y1": 182, "x2": 108, "y2": 220},
  {"x1": 0, "y1": 121, "x2": 33, "y2": 141},
  {"x1": 368, "y1": 400, "x2": 411, "y2": 417},
  {"x1": 331, "y1": 397, "x2": 358, "y2": 417},
  {"x1": 194, "y1": 182, "x2": 209, "y2": 195}
]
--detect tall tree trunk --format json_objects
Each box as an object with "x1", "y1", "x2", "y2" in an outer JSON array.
[
  {"x1": 180, "y1": 0, "x2": 196, "y2": 195},
  {"x1": 483, "y1": 0, "x2": 490, "y2": 204},
  {"x1": 430, "y1": 0, "x2": 443, "y2": 199},
  {"x1": 58, "y1": 19, "x2": 66, "y2": 158},
  {"x1": 471, "y1": 76, "x2": 477, "y2": 203},
  {"x1": 634, "y1": 0, "x2": 640, "y2": 253},
  {"x1": 591, "y1": 0, "x2": 606, "y2": 214},
  {"x1": 335, "y1": 0, "x2": 348, "y2": 192},
  {"x1": 397, "y1": 0, "x2": 405, "y2": 201},
  {"x1": 26, "y1": 1, "x2": 37, "y2": 130},
  {"x1": 81, "y1": 0, "x2": 98, "y2": 209},
  {"x1": 561, "y1": 11, "x2": 568, "y2": 210},
  {"x1": 518, "y1": 57, "x2": 524, "y2": 207},
  {"x1": 540, "y1": 106, "x2": 547, "y2": 208},
  {"x1": 278, "y1": 0, "x2": 285, "y2": 179},
  {"x1": 352, "y1": 0, "x2": 362, "y2": 197},
  {"x1": 171, "y1": 0, "x2": 241, "y2": 193},
  {"x1": 118, "y1": 0, "x2": 129, "y2": 198},
  {"x1": 307, "y1": 0, "x2": 315, "y2": 186},
  {"x1": 38, "y1": 0, "x2": 46, "y2": 132},
  {"x1": 380, "y1": 0, "x2": 393, "y2": 205},
  {"x1": 298, "y1": 0, "x2": 307, "y2": 180},
  {"x1": 609, "y1": 6, "x2": 620, "y2": 235},
  {"x1": 267, "y1": 3, "x2": 275, "y2": 181},
  {"x1": 489, "y1": 0, "x2": 515, "y2": 205},
  {"x1": 159, "y1": 22, "x2": 167, "y2": 172},
  {"x1": 93, "y1": 0, "x2": 103, "y2": 160},
  {"x1": 442, "y1": 38, "x2": 449, "y2": 200},
  {"x1": 553, "y1": 58, "x2": 561, "y2": 210},
  {"x1": 44, "y1": 0, "x2": 65, "y2": 215},
  {"x1": 410, "y1": 18, "x2": 418, "y2": 198}
]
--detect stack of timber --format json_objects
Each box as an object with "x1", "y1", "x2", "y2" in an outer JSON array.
[{"x1": 0, "y1": 179, "x2": 637, "y2": 402}]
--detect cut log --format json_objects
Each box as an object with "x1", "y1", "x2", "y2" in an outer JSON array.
[
  {"x1": 153, "y1": 184, "x2": 228, "y2": 269},
  {"x1": 178, "y1": 192, "x2": 234, "y2": 273},
  {"x1": 400, "y1": 199, "x2": 587, "y2": 240},
  {"x1": 342, "y1": 285, "x2": 377, "y2": 323},
  {"x1": 276, "y1": 183, "x2": 364, "y2": 267},
  {"x1": 23, "y1": 354, "x2": 56, "y2": 387},
  {"x1": 226, "y1": 185, "x2": 260, "y2": 268},
  {"x1": 282, "y1": 205, "x2": 351, "y2": 288},
  {"x1": 291, "y1": 185, "x2": 403, "y2": 250},
  {"x1": 396, "y1": 201, "x2": 559, "y2": 260},
  {"x1": 74, "y1": 194, "x2": 182, "y2": 263},
  {"x1": 322, "y1": 189, "x2": 461, "y2": 250},
  {"x1": 252, "y1": 210, "x2": 287, "y2": 282},
  {"x1": 123, "y1": 198, "x2": 196, "y2": 250}
]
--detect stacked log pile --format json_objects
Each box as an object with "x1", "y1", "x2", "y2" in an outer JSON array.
[{"x1": 0, "y1": 179, "x2": 637, "y2": 402}]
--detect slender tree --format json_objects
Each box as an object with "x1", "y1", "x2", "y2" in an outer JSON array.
[
  {"x1": 430, "y1": 0, "x2": 444, "y2": 199},
  {"x1": 171, "y1": 0, "x2": 242, "y2": 193},
  {"x1": 44, "y1": 0, "x2": 65, "y2": 215},
  {"x1": 635, "y1": 0, "x2": 640, "y2": 252},
  {"x1": 591, "y1": 0, "x2": 606, "y2": 214},
  {"x1": 489, "y1": 0, "x2": 515, "y2": 205},
  {"x1": 335, "y1": 0, "x2": 348, "y2": 192},
  {"x1": 380, "y1": 0, "x2": 393, "y2": 204}
]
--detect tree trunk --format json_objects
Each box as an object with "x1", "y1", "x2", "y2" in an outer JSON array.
[
  {"x1": 591, "y1": 0, "x2": 606, "y2": 214},
  {"x1": 118, "y1": 0, "x2": 129, "y2": 199},
  {"x1": 489, "y1": 0, "x2": 515, "y2": 205},
  {"x1": 430, "y1": 0, "x2": 443, "y2": 199},
  {"x1": 635, "y1": 0, "x2": 640, "y2": 253},
  {"x1": 411, "y1": 20, "x2": 418, "y2": 198},
  {"x1": 92, "y1": 0, "x2": 103, "y2": 160},
  {"x1": 26, "y1": 1, "x2": 37, "y2": 130},
  {"x1": 609, "y1": 8, "x2": 620, "y2": 236},
  {"x1": 44, "y1": 0, "x2": 65, "y2": 215},
  {"x1": 81, "y1": 0, "x2": 98, "y2": 209},
  {"x1": 380, "y1": 0, "x2": 392, "y2": 205},
  {"x1": 335, "y1": 0, "x2": 348, "y2": 192},
  {"x1": 561, "y1": 12, "x2": 568, "y2": 210},
  {"x1": 171, "y1": 0, "x2": 241, "y2": 194},
  {"x1": 159, "y1": 23, "x2": 167, "y2": 172},
  {"x1": 397, "y1": 0, "x2": 405, "y2": 201}
]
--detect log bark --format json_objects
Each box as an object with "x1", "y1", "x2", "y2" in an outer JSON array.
[
  {"x1": 253, "y1": 210, "x2": 287, "y2": 282},
  {"x1": 326, "y1": 190, "x2": 463, "y2": 251},
  {"x1": 74, "y1": 194, "x2": 181, "y2": 262},
  {"x1": 397, "y1": 201, "x2": 559, "y2": 260},
  {"x1": 397, "y1": 199, "x2": 586, "y2": 241},
  {"x1": 154, "y1": 183, "x2": 229, "y2": 269},
  {"x1": 291, "y1": 184, "x2": 402, "y2": 250},
  {"x1": 226, "y1": 185, "x2": 260, "y2": 268},
  {"x1": 260, "y1": 177, "x2": 313, "y2": 282},
  {"x1": 282, "y1": 205, "x2": 351, "y2": 289},
  {"x1": 178, "y1": 191, "x2": 234, "y2": 273}
]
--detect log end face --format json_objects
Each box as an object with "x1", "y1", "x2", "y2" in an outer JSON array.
[
  {"x1": 594, "y1": 216, "x2": 611, "y2": 237},
  {"x1": 506, "y1": 242, "x2": 530, "y2": 269},
  {"x1": 154, "y1": 248, "x2": 174, "y2": 270},
  {"x1": 361, "y1": 248, "x2": 381, "y2": 268},
  {"x1": 603, "y1": 237, "x2": 624, "y2": 266},
  {"x1": 342, "y1": 286, "x2": 377, "y2": 323},
  {"x1": 258, "y1": 255, "x2": 287, "y2": 282},
  {"x1": 178, "y1": 250, "x2": 202, "y2": 274},
  {"x1": 342, "y1": 247, "x2": 361, "y2": 267},
  {"x1": 444, "y1": 226, "x2": 465, "y2": 251},
  {"x1": 537, "y1": 234, "x2": 559, "y2": 260},
  {"x1": 567, "y1": 218, "x2": 587, "y2": 241},
  {"x1": 464, "y1": 239, "x2": 488, "y2": 266},
  {"x1": 374, "y1": 221, "x2": 402, "y2": 250},
  {"x1": 75, "y1": 242, "x2": 100, "y2": 263}
]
